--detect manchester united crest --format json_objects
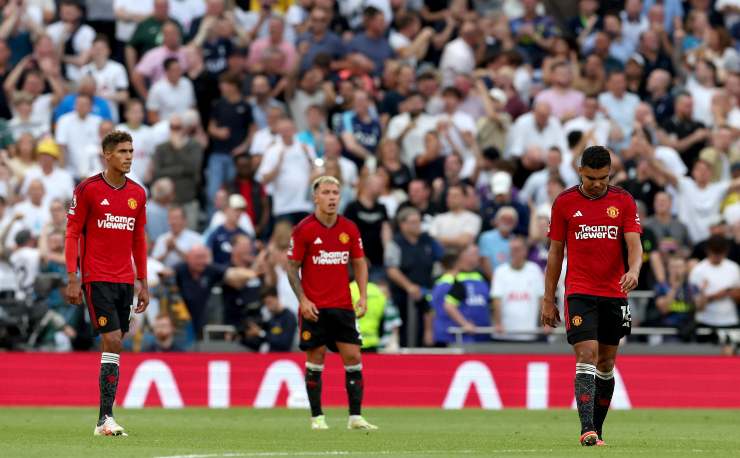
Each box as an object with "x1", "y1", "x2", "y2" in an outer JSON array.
[
  {"x1": 572, "y1": 315, "x2": 583, "y2": 327},
  {"x1": 302, "y1": 331, "x2": 311, "y2": 340},
  {"x1": 339, "y1": 232, "x2": 350, "y2": 244},
  {"x1": 98, "y1": 316, "x2": 108, "y2": 327},
  {"x1": 128, "y1": 198, "x2": 138, "y2": 210},
  {"x1": 606, "y1": 206, "x2": 619, "y2": 218}
]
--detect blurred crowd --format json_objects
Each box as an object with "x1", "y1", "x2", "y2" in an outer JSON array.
[{"x1": 0, "y1": 0, "x2": 739, "y2": 354}]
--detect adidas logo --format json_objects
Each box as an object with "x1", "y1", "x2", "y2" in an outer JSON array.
[
  {"x1": 313, "y1": 237, "x2": 323, "y2": 245},
  {"x1": 100, "y1": 199, "x2": 110, "y2": 206},
  {"x1": 573, "y1": 210, "x2": 583, "y2": 217}
]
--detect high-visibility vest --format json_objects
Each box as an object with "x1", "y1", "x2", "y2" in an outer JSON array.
[{"x1": 349, "y1": 281, "x2": 386, "y2": 349}]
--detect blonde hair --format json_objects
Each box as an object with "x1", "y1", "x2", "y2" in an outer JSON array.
[{"x1": 311, "y1": 175, "x2": 341, "y2": 193}]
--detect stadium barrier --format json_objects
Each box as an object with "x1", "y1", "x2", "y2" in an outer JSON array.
[{"x1": 2, "y1": 353, "x2": 739, "y2": 408}]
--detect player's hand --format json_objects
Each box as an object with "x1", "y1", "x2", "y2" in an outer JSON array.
[
  {"x1": 541, "y1": 298, "x2": 561, "y2": 328},
  {"x1": 354, "y1": 295, "x2": 367, "y2": 318},
  {"x1": 299, "y1": 296, "x2": 319, "y2": 322},
  {"x1": 619, "y1": 270, "x2": 639, "y2": 293},
  {"x1": 135, "y1": 286, "x2": 150, "y2": 313},
  {"x1": 65, "y1": 278, "x2": 83, "y2": 305}
]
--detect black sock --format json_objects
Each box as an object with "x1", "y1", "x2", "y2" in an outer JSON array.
[
  {"x1": 575, "y1": 363, "x2": 596, "y2": 434},
  {"x1": 305, "y1": 362, "x2": 324, "y2": 417},
  {"x1": 345, "y1": 364, "x2": 363, "y2": 416},
  {"x1": 98, "y1": 352, "x2": 120, "y2": 424},
  {"x1": 594, "y1": 369, "x2": 615, "y2": 438}
]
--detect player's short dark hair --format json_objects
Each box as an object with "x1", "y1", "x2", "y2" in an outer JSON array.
[
  {"x1": 163, "y1": 57, "x2": 180, "y2": 71},
  {"x1": 101, "y1": 130, "x2": 133, "y2": 153},
  {"x1": 580, "y1": 145, "x2": 611, "y2": 169},
  {"x1": 706, "y1": 234, "x2": 729, "y2": 255}
]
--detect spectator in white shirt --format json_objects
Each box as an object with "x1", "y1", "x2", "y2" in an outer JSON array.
[
  {"x1": 386, "y1": 91, "x2": 438, "y2": 167},
  {"x1": 54, "y1": 94, "x2": 103, "y2": 180},
  {"x1": 519, "y1": 146, "x2": 579, "y2": 206},
  {"x1": 564, "y1": 95, "x2": 619, "y2": 148},
  {"x1": 388, "y1": 11, "x2": 434, "y2": 67},
  {"x1": 250, "y1": 105, "x2": 283, "y2": 157},
  {"x1": 20, "y1": 138, "x2": 74, "y2": 208},
  {"x1": 686, "y1": 59, "x2": 719, "y2": 127},
  {"x1": 256, "y1": 118, "x2": 315, "y2": 222},
  {"x1": 146, "y1": 57, "x2": 196, "y2": 124},
  {"x1": 10, "y1": 179, "x2": 49, "y2": 239},
  {"x1": 429, "y1": 183, "x2": 482, "y2": 249},
  {"x1": 689, "y1": 235, "x2": 740, "y2": 355},
  {"x1": 8, "y1": 91, "x2": 48, "y2": 140},
  {"x1": 80, "y1": 35, "x2": 129, "y2": 124},
  {"x1": 113, "y1": 0, "x2": 154, "y2": 44},
  {"x1": 45, "y1": 0, "x2": 95, "y2": 81},
  {"x1": 437, "y1": 87, "x2": 478, "y2": 177},
  {"x1": 152, "y1": 206, "x2": 203, "y2": 268},
  {"x1": 491, "y1": 236, "x2": 545, "y2": 341},
  {"x1": 506, "y1": 101, "x2": 569, "y2": 159},
  {"x1": 597, "y1": 71, "x2": 640, "y2": 151},
  {"x1": 439, "y1": 19, "x2": 479, "y2": 87}
]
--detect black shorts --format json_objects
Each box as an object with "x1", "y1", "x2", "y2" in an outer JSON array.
[
  {"x1": 565, "y1": 294, "x2": 632, "y2": 345},
  {"x1": 84, "y1": 282, "x2": 134, "y2": 335},
  {"x1": 299, "y1": 308, "x2": 362, "y2": 351}
]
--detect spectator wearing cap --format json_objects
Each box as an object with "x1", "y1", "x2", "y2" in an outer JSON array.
[
  {"x1": 20, "y1": 137, "x2": 74, "y2": 207},
  {"x1": 132, "y1": 21, "x2": 190, "y2": 99},
  {"x1": 429, "y1": 183, "x2": 481, "y2": 250},
  {"x1": 689, "y1": 235, "x2": 740, "y2": 355},
  {"x1": 598, "y1": 71, "x2": 640, "y2": 152},
  {"x1": 146, "y1": 57, "x2": 196, "y2": 124},
  {"x1": 54, "y1": 94, "x2": 103, "y2": 180},
  {"x1": 346, "y1": 6, "x2": 394, "y2": 76},
  {"x1": 45, "y1": 0, "x2": 95, "y2": 81},
  {"x1": 152, "y1": 206, "x2": 203, "y2": 268},
  {"x1": 296, "y1": 7, "x2": 345, "y2": 73},
  {"x1": 506, "y1": 101, "x2": 568, "y2": 159},
  {"x1": 480, "y1": 171, "x2": 530, "y2": 234},
  {"x1": 205, "y1": 193, "x2": 250, "y2": 266},
  {"x1": 151, "y1": 113, "x2": 204, "y2": 227},
  {"x1": 146, "y1": 177, "x2": 175, "y2": 242},
  {"x1": 8, "y1": 91, "x2": 47, "y2": 140}
]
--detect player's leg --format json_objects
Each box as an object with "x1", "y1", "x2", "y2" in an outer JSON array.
[
  {"x1": 98, "y1": 330, "x2": 123, "y2": 424},
  {"x1": 594, "y1": 343, "x2": 618, "y2": 443},
  {"x1": 565, "y1": 295, "x2": 599, "y2": 446},
  {"x1": 299, "y1": 313, "x2": 328, "y2": 429},
  {"x1": 305, "y1": 345, "x2": 327, "y2": 429},
  {"x1": 333, "y1": 309, "x2": 377, "y2": 430}
]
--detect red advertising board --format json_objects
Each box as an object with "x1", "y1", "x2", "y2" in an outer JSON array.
[{"x1": 1, "y1": 353, "x2": 738, "y2": 408}]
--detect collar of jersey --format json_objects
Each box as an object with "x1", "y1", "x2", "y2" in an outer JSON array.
[{"x1": 577, "y1": 185, "x2": 608, "y2": 201}]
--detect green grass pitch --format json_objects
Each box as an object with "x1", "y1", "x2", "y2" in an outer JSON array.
[{"x1": 2, "y1": 408, "x2": 740, "y2": 457}]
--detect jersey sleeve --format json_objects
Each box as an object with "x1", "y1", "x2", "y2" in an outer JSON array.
[
  {"x1": 132, "y1": 192, "x2": 148, "y2": 280},
  {"x1": 287, "y1": 225, "x2": 307, "y2": 262},
  {"x1": 349, "y1": 221, "x2": 365, "y2": 260},
  {"x1": 64, "y1": 184, "x2": 90, "y2": 275},
  {"x1": 547, "y1": 196, "x2": 567, "y2": 242},
  {"x1": 622, "y1": 193, "x2": 642, "y2": 234}
]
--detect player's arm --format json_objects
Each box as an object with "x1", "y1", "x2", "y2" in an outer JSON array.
[
  {"x1": 351, "y1": 256, "x2": 368, "y2": 318},
  {"x1": 64, "y1": 189, "x2": 90, "y2": 305},
  {"x1": 287, "y1": 258, "x2": 319, "y2": 321},
  {"x1": 620, "y1": 232, "x2": 643, "y2": 293},
  {"x1": 133, "y1": 201, "x2": 149, "y2": 313},
  {"x1": 542, "y1": 239, "x2": 564, "y2": 327}
]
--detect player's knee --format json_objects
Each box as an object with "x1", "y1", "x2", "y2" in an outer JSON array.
[
  {"x1": 575, "y1": 347, "x2": 597, "y2": 364},
  {"x1": 101, "y1": 334, "x2": 123, "y2": 354},
  {"x1": 597, "y1": 357, "x2": 615, "y2": 373},
  {"x1": 307, "y1": 347, "x2": 326, "y2": 365}
]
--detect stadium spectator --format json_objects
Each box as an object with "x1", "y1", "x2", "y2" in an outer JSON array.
[
  {"x1": 256, "y1": 118, "x2": 314, "y2": 223},
  {"x1": 509, "y1": 0, "x2": 559, "y2": 68},
  {"x1": 146, "y1": 57, "x2": 196, "y2": 124},
  {"x1": 152, "y1": 207, "x2": 202, "y2": 269},
  {"x1": 479, "y1": 206, "x2": 518, "y2": 280},
  {"x1": 10, "y1": 178, "x2": 47, "y2": 239},
  {"x1": 480, "y1": 170, "x2": 530, "y2": 234},
  {"x1": 206, "y1": 194, "x2": 250, "y2": 265},
  {"x1": 507, "y1": 101, "x2": 568, "y2": 159},
  {"x1": 116, "y1": 99, "x2": 156, "y2": 184},
  {"x1": 429, "y1": 184, "x2": 481, "y2": 250},
  {"x1": 141, "y1": 315, "x2": 184, "y2": 352},
  {"x1": 81, "y1": 35, "x2": 129, "y2": 124},
  {"x1": 346, "y1": 6, "x2": 394, "y2": 76},
  {"x1": 146, "y1": 177, "x2": 175, "y2": 242},
  {"x1": 644, "y1": 191, "x2": 692, "y2": 255},
  {"x1": 221, "y1": 233, "x2": 262, "y2": 335},
  {"x1": 242, "y1": 286, "x2": 297, "y2": 352},
  {"x1": 54, "y1": 94, "x2": 103, "y2": 179},
  {"x1": 151, "y1": 113, "x2": 204, "y2": 228},
  {"x1": 20, "y1": 137, "x2": 73, "y2": 207},
  {"x1": 436, "y1": 87, "x2": 477, "y2": 176},
  {"x1": 227, "y1": 153, "x2": 269, "y2": 238},
  {"x1": 125, "y1": 0, "x2": 174, "y2": 68},
  {"x1": 491, "y1": 236, "x2": 545, "y2": 341},
  {"x1": 46, "y1": 0, "x2": 95, "y2": 82},
  {"x1": 296, "y1": 6, "x2": 345, "y2": 74},
  {"x1": 386, "y1": 91, "x2": 438, "y2": 167},
  {"x1": 655, "y1": 254, "x2": 697, "y2": 337},
  {"x1": 339, "y1": 89, "x2": 381, "y2": 168},
  {"x1": 535, "y1": 61, "x2": 585, "y2": 121},
  {"x1": 385, "y1": 206, "x2": 442, "y2": 347},
  {"x1": 132, "y1": 20, "x2": 189, "y2": 99},
  {"x1": 689, "y1": 235, "x2": 740, "y2": 355},
  {"x1": 598, "y1": 71, "x2": 641, "y2": 151},
  {"x1": 658, "y1": 92, "x2": 709, "y2": 169},
  {"x1": 248, "y1": 74, "x2": 284, "y2": 130},
  {"x1": 519, "y1": 147, "x2": 578, "y2": 207},
  {"x1": 563, "y1": 95, "x2": 616, "y2": 148},
  {"x1": 344, "y1": 173, "x2": 391, "y2": 274},
  {"x1": 645, "y1": 69, "x2": 675, "y2": 125}
]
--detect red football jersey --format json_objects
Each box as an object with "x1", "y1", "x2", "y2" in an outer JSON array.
[
  {"x1": 288, "y1": 214, "x2": 364, "y2": 310},
  {"x1": 548, "y1": 185, "x2": 642, "y2": 298},
  {"x1": 65, "y1": 174, "x2": 148, "y2": 284}
]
